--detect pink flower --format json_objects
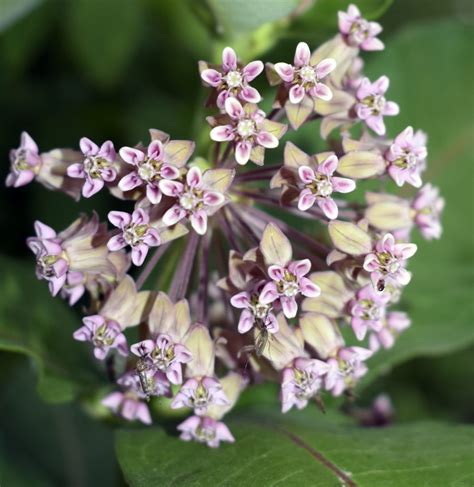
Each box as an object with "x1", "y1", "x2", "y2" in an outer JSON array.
[
  {"x1": 107, "y1": 208, "x2": 161, "y2": 266},
  {"x1": 161, "y1": 166, "x2": 225, "y2": 235},
  {"x1": 201, "y1": 47, "x2": 264, "y2": 109},
  {"x1": 118, "y1": 140, "x2": 180, "y2": 204},
  {"x1": 369, "y1": 311, "x2": 411, "y2": 351},
  {"x1": 325, "y1": 346, "x2": 372, "y2": 396},
  {"x1": 178, "y1": 415, "x2": 235, "y2": 448},
  {"x1": 131, "y1": 334, "x2": 192, "y2": 385},
  {"x1": 118, "y1": 369, "x2": 171, "y2": 400},
  {"x1": 260, "y1": 259, "x2": 320, "y2": 319},
  {"x1": 102, "y1": 391, "x2": 152, "y2": 425},
  {"x1": 27, "y1": 221, "x2": 69, "y2": 296},
  {"x1": 67, "y1": 137, "x2": 117, "y2": 197},
  {"x1": 297, "y1": 155, "x2": 356, "y2": 219},
  {"x1": 230, "y1": 287, "x2": 279, "y2": 334},
  {"x1": 60, "y1": 271, "x2": 86, "y2": 305},
  {"x1": 280, "y1": 358, "x2": 330, "y2": 413},
  {"x1": 363, "y1": 233, "x2": 417, "y2": 291},
  {"x1": 274, "y1": 42, "x2": 336, "y2": 104},
  {"x1": 171, "y1": 377, "x2": 229, "y2": 415},
  {"x1": 412, "y1": 184, "x2": 444, "y2": 240},
  {"x1": 6, "y1": 131, "x2": 42, "y2": 188},
  {"x1": 349, "y1": 284, "x2": 391, "y2": 340},
  {"x1": 355, "y1": 76, "x2": 399, "y2": 135},
  {"x1": 386, "y1": 126, "x2": 427, "y2": 188},
  {"x1": 73, "y1": 314, "x2": 128, "y2": 360},
  {"x1": 209, "y1": 98, "x2": 281, "y2": 165},
  {"x1": 338, "y1": 4, "x2": 384, "y2": 51}
]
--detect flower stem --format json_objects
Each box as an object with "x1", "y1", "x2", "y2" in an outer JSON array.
[
  {"x1": 219, "y1": 209, "x2": 242, "y2": 252},
  {"x1": 136, "y1": 243, "x2": 170, "y2": 290},
  {"x1": 234, "y1": 165, "x2": 280, "y2": 182},
  {"x1": 168, "y1": 232, "x2": 200, "y2": 301},
  {"x1": 197, "y1": 232, "x2": 210, "y2": 323}
]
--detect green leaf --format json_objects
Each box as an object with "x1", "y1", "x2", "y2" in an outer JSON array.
[
  {"x1": 0, "y1": 0, "x2": 42, "y2": 32},
  {"x1": 66, "y1": 0, "x2": 143, "y2": 87},
  {"x1": 360, "y1": 20, "x2": 474, "y2": 386},
  {"x1": 116, "y1": 395, "x2": 474, "y2": 486},
  {"x1": 206, "y1": 0, "x2": 300, "y2": 37},
  {"x1": 0, "y1": 255, "x2": 102, "y2": 403}
]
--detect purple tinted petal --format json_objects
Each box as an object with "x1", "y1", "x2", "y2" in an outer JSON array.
[
  {"x1": 108, "y1": 210, "x2": 131, "y2": 228},
  {"x1": 294, "y1": 42, "x2": 311, "y2": 67},
  {"x1": 67, "y1": 163, "x2": 85, "y2": 178},
  {"x1": 274, "y1": 62, "x2": 294, "y2": 83},
  {"x1": 317, "y1": 197, "x2": 338, "y2": 220},
  {"x1": 235, "y1": 140, "x2": 252, "y2": 165},
  {"x1": 256, "y1": 131, "x2": 278, "y2": 149},
  {"x1": 222, "y1": 47, "x2": 237, "y2": 71},
  {"x1": 201, "y1": 68, "x2": 222, "y2": 87},
  {"x1": 289, "y1": 84, "x2": 306, "y2": 104},
  {"x1": 210, "y1": 125, "x2": 235, "y2": 142},
  {"x1": 79, "y1": 137, "x2": 99, "y2": 156},
  {"x1": 118, "y1": 172, "x2": 142, "y2": 191},
  {"x1": 315, "y1": 58, "x2": 336, "y2": 79},
  {"x1": 190, "y1": 210, "x2": 208, "y2": 235}
]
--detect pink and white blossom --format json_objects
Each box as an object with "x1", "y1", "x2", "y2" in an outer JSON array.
[
  {"x1": 260, "y1": 259, "x2": 320, "y2": 319},
  {"x1": 131, "y1": 334, "x2": 192, "y2": 385},
  {"x1": 6, "y1": 131, "x2": 42, "y2": 187},
  {"x1": 210, "y1": 98, "x2": 283, "y2": 165},
  {"x1": 118, "y1": 140, "x2": 180, "y2": 204},
  {"x1": 102, "y1": 391, "x2": 152, "y2": 424},
  {"x1": 280, "y1": 358, "x2": 330, "y2": 413},
  {"x1": 363, "y1": 233, "x2": 417, "y2": 291},
  {"x1": 325, "y1": 346, "x2": 372, "y2": 396},
  {"x1": 349, "y1": 284, "x2": 391, "y2": 340},
  {"x1": 73, "y1": 314, "x2": 128, "y2": 360},
  {"x1": 369, "y1": 311, "x2": 411, "y2": 351},
  {"x1": 412, "y1": 184, "x2": 444, "y2": 240},
  {"x1": 274, "y1": 42, "x2": 336, "y2": 104},
  {"x1": 27, "y1": 221, "x2": 69, "y2": 296},
  {"x1": 178, "y1": 415, "x2": 235, "y2": 448},
  {"x1": 297, "y1": 156, "x2": 356, "y2": 219},
  {"x1": 161, "y1": 166, "x2": 225, "y2": 234},
  {"x1": 107, "y1": 208, "x2": 161, "y2": 266},
  {"x1": 171, "y1": 377, "x2": 229, "y2": 415},
  {"x1": 355, "y1": 76, "x2": 399, "y2": 135},
  {"x1": 67, "y1": 137, "x2": 117, "y2": 197},
  {"x1": 386, "y1": 127, "x2": 427, "y2": 188},
  {"x1": 230, "y1": 288, "x2": 278, "y2": 334},
  {"x1": 338, "y1": 4, "x2": 384, "y2": 51},
  {"x1": 201, "y1": 47, "x2": 264, "y2": 109}
]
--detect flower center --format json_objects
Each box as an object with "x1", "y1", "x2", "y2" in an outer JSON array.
[
  {"x1": 299, "y1": 65, "x2": 316, "y2": 83},
  {"x1": 84, "y1": 156, "x2": 110, "y2": 179},
  {"x1": 137, "y1": 159, "x2": 161, "y2": 182},
  {"x1": 361, "y1": 299, "x2": 384, "y2": 321},
  {"x1": 350, "y1": 19, "x2": 370, "y2": 43},
  {"x1": 225, "y1": 70, "x2": 243, "y2": 88},
  {"x1": 92, "y1": 322, "x2": 116, "y2": 348},
  {"x1": 277, "y1": 272, "x2": 300, "y2": 297},
  {"x1": 237, "y1": 119, "x2": 256, "y2": 139},
  {"x1": 195, "y1": 424, "x2": 216, "y2": 442},
  {"x1": 13, "y1": 149, "x2": 32, "y2": 171},
  {"x1": 309, "y1": 176, "x2": 333, "y2": 197},
  {"x1": 249, "y1": 294, "x2": 272, "y2": 319},
  {"x1": 192, "y1": 383, "x2": 210, "y2": 408},
  {"x1": 123, "y1": 224, "x2": 149, "y2": 246},
  {"x1": 180, "y1": 191, "x2": 200, "y2": 211},
  {"x1": 38, "y1": 255, "x2": 60, "y2": 277},
  {"x1": 151, "y1": 344, "x2": 175, "y2": 369},
  {"x1": 294, "y1": 368, "x2": 320, "y2": 398},
  {"x1": 378, "y1": 252, "x2": 400, "y2": 274}
]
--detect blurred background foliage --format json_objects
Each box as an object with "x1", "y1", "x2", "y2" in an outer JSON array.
[{"x1": 0, "y1": 0, "x2": 473, "y2": 485}]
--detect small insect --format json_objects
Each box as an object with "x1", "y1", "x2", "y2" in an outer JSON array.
[
  {"x1": 376, "y1": 279, "x2": 385, "y2": 293},
  {"x1": 238, "y1": 320, "x2": 270, "y2": 359},
  {"x1": 136, "y1": 358, "x2": 152, "y2": 401}
]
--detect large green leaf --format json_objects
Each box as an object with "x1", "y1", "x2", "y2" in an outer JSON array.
[
  {"x1": 66, "y1": 0, "x2": 143, "y2": 87},
  {"x1": 206, "y1": 0, "x2": 300, "y2": 37},
  {"x1": 0, "y1": 0, "x2": 42, "y2": 32},
  {"x1": 360, "y1": 20, "x2": 474, "y2": 386},
  {"x1": 0, "y1": 255, "x2": 102, "y2": 403},
  {"x1": 116, "y1": 393, "x2": 474, "y2": 486}
]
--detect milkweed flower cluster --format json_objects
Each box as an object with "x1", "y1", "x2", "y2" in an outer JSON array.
[{"x1": 8, "y1": 5, "x2": 444, "y2": 447}]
